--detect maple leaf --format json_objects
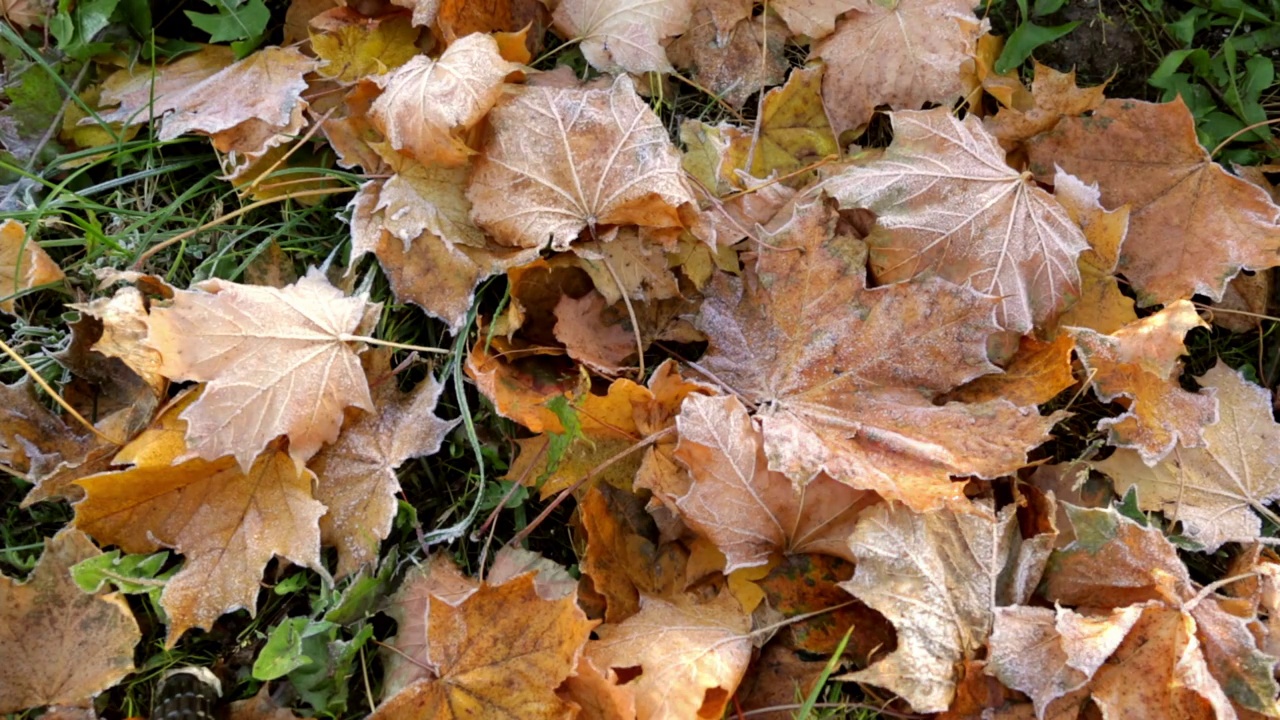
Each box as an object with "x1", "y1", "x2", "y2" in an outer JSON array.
[
  {"x1": 695, "y1": 197, "x2": 1057, "y2": 510},
  {"x1": 553, "y1": 291, "x2": 637, "y2": 375},
  {"x1": 0, "y1": 219, "x2": 63, "y2": 313},
  {"x1": 672, "y1": 393, "x2": 876, "y2": 572},
  {"x1": 142, "y1": 269, "x2": 377, "y2": 470},
  {"x1": 370, "y1": 32, "x2": 518, "y2": 167},
  {"x1": 467, "y1": 75, "x2": 693, "y2": 251},
  {"x1": 1093, "y1": 362, "x2": 1280, "y2": 551},
  {"x1": 770, "y1": 0, "x2": 857, "y2": 39},
  {"x1": 0, "y1": 0, "x2": 50, "y2": 29},
  {"x1": 370, "y1": 573, "x2": 595, "y2": 720},
  {"x1": 811, "y1": 0, "x2": 984, "y2": 138},
  {"x1": 71, "y1": 286, "x2": 167, "y2": 398},
  {"x1": 570, "y1": 229, "x2": 681, "y2": 306},
  {"x1": 551, "y1": 0, "x2": 692, "y2": 75},
  {"x1": 942, "y1": 334, "x2": 1075, "y2": 407},
  {"x1": 839, "y1": 501, "x2": 1055, "y2": 713},
  {"x1": 381, "y1": 554, "x2": 480, "y2": 697},
  {"x1": 309, "y1": 7, "x2": 420, "y2": 83},
  {"x1": 820, "y1": 108, "x2": 1089, "y2": 334},
  {"x1": 94, "y1": 46, "x2": 235, "y2": 126},
  {"x1": 0, "y1": 378, "x2": 90, "y2": 488},
  {"x1": 310, "y1": 353, "x2": 459, "y2": 578},
  {"x1": 556, "y1": 656, "x2": 638, "y2": 720},
  {"x1": 586, "y1": 591, "x2": 753, "y2": 720},
  {"x1": 429, "y1": 0, "x2": 549, "y2": 48},
  {"x1": 668, "y1": 0, "x2": 788, "y2": 110},
  {"x1": 1027, "y1": 97, "x2": 1280, "y2": 307},
  {"x1": 1052, "y1": 169, "x2": 1136, "y2": 335},
  {"x1": 984, "y1": 62, "x2": 1106, "y2": 146},
  {"x1": 0, "y1": 529, "x2": 140, "y2": 712},
  {"x1": 1068, "y1": 300, "x2": 1217, "y2": 465},
  {"x1": 74, "y1": 390, "x2": 328, "y2": 643}
]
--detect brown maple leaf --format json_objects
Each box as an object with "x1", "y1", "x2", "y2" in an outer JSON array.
[
  {"x1": 820, "y1": 108, "x2": 1088, "y2": 334},
  {"x1": 1093, "y1": 362, "x2": 1280, "y2": 551},
  {"x1": 94, "y1": 46, "x2": 236, "y2": 126},
  {"x1": 310, "y1": 352, "x2": 459, "y2": 578},
  {"x1": 1068, "y1": 300, "x2": 1217, "y2": 465},
  {"x1": 668, "y1": 0, "x2": 788, "y2": 110},
  {"x1": 467, "y1": 75, "x2": 693, "y2": 251},
  {"x1": 370, "y1": 32, "x2": 518, "y2": 167},
  {"x1": 811, "y1": 0, "x2": 984, "y2": 137},
  {"x1": 370, "y1": 572, "x2": 595, "y2": 720},
  {"x1": 771, "y1": 0, "x2": 858, "y2": 39},
  {"x1": 1051, "y1": 170, "x2": 1136, "y2": 335},
  {"x1": 1028, "y1": 97, "x2": 1280, "y2": 307},
  {"x1": 143, "y1": 269, "x2": 378, "y2": 470},
  {"x1": 0, "y1": 219, "x2": 63, "y2": 314},
  {"x1": 695, "y1": 196, "x2": 1057, "y2": 510},
  {"x1": 73, "y1": 390, "x2": 328, "y2": 643},
  {"x1": 839, "y1": 500, "x2": 1055, "y2": 713},
  {"x1": 0, "y1": 529, "x2": 140, "y2": 712},
  {"x1": 984, "y1": 62, "x2": 1106, "y2": 146},
  {"x1": 942, "y1": 334, "x2": 1076, "y2": 407},
  {"x1": 551, "y1": 0, "x2": 692, "y2": 74}
]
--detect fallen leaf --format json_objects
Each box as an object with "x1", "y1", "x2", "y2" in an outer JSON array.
[
  {"x1": 556, "y1": 656, "x2": 637, "y2": 720},
  {"x1": 812, "y1": 0, "x2": 984, "y2": 138},
  {"x1": 1093, "y1": 362, "x2": 1280, "y2": 551},
  {"x1": 74, "y1": 389, "x2": 328, "y2": 643},
  {"x1": 0, "y1": 218, "x2": 63, "y2": 313},
  {"x1": 668, "y1": 0, "x2": 788, "y2": 110},
  {"x1": 1212, "y1": 270, "x2": 1271, "y2": 333},
  {"x1": 468, "y1": 76, "x2": 693, "y2": 251},
  {"x1": 553, "y1": 291, "x2": 637, "y2": 375},
  {"x1": 94, "y1": 46, "x2": 236, "y2": 127},
  {"x1": 586, "y1": 591, "x2": 752, "y2": 720},
  {"x1": 0, "y1": 0, "x2": 50, "y2": 29},
  {"x1": 370, "y1": 573, "x2": 594, "y2": 720},
  {"x1": 310, "y1": 7, "x2": 420, "y2": 83},
  {"x1": 143, "y1": 269, "x2": 378, "y2": 469},
  {"x1": 227, "y1": 685, "x2": 304, "y2": 720},
  {"x1": 718, "y1": 66, "x2": 840, "y2": 187},
  {"x1": 466, "y1": 338, "x2": 585, "y2": 435},
  {"x1": 984, "y1": 62, "x2": 1106, "y2": 146},
  {"x1": 0, "y1": 529, "x2": 140, "y2": 712},
  {"x1": 570, "y1": 228, "x2": 681, "y2": 305},
  {"x1": 0, "y1": 378, "x2": 91, "y2": 485},
  {"x1": 310, "y1": 353, "x2": 459, "y2": 578},
  {"x1": 1027, "y1": 97, "x2": 1280, "y2": 307},
  {"x1": 1051, "y1": 169, "x2": 1136, "y2": 335},
  {"x1": 942, "y1": 334, "x2": 1076, "y2": 407},
  {"x1": 839, "y1": 501, "x2": 1054, "y2": 713},
  {"x1": 771, "y1": 0, "x2": 857, "y2": 39},
  {"x1": 551, "y1": 0, "x2": 692, "y2": 74},
  {"x1": 754, "y1": 553, "x2": 895, "y2": 658},
  {"x1": 1068, "y1": 300, "x2": 1217, "y2": 465},
  {"x1": 431, "y1": 0, "x2": 549, "y2": 49},
  {"x1": 370, "y1": 32, "x2": 518, "y2": 167},
  {"x1": 696, "y1": 196, "x2": 1057, "y2": 510},
  {"x1": 821, "y1": 108, "x2": 1088, "y2": 334},
  {"x1": 381, "y1": 554, "x2": 479, "y2": 697},
  {"x1": 672, "y1": 393, "x2": 875, "y2": 571}
]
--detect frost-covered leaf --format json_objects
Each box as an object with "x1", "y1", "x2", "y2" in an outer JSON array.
[{"x1": 551, "y1": 0, "x2": 692, "y2": 74}]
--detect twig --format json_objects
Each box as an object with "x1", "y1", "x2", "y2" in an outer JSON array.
[
  {"x1": 600, "y1": 256, "x2": 646, "y2": 378},
  {"x1": 0, "y1": 336, "x2": 122, "y2": 445}
]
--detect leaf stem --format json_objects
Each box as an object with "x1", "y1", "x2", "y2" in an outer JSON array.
[
  {"x1": 0, "y1": 336, "x2": 122, "y2": 446},
  {"x1": 342, "y1": 335, "x2": 451, "y2": 355}
]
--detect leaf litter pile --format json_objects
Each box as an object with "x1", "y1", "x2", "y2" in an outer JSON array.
[{"x1": 4, "y1": 0, "x2": 1280, "y2": 718}]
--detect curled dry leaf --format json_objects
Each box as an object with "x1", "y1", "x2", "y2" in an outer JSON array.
[
  {"x1": 1093, "y1": 362, "x2": 1280, "y2": 551},
  {"x1": 672, "y1": 393, "x2": 875, "y2": 572},
  {"x1": 551, "y1": 0, "x2": 692, "y2": 74},
  {"x1": 370, "y1": 573, "x2": 594, "y2": 720},
  {"x1": 370, "y1": 32, "x2": 519, "y2": 167},
  {"x1": 586, "y1": 591, "x2": 752, "y2": 720},
  {"x1": 74, "y1": 390, "x2": 328, "y2": 644},
  {"x1": 812, "y1": 0, "x2": 984, "y2": 137},
  {"x1": 143, "y1": 269, "x2": 377, "y2": 470},
  {"x1": 1068, "y1": 300, "x2": 1217, "y2": 465},
  {"x1": 696, "y1": 196, "x2": 1057, "y2": 510},
  {"x1": 840, "y1": 501, "x2": 1055, "y2": 713},
  {"x1": 942, "y1": 334, "x2": 1076, "y2": 408},
  {"x1": 0, "y1": 529, "x2": 140, "y2": 713},
  {"x1": 0, "y1": 219, "x2": 63, "y2": 314},
  {"x1": 310, "y1": 353, "x2": 459, "y2": 578},
  {"x1": 468, "y1": 75, "x2": 693, "y2": 251},
  {"x1": 821, "y1": 108, "x2": 1088, "y2": 334},
  {"x1": 1028, "y1": 97, "x2": 1280, "y2": 307}
]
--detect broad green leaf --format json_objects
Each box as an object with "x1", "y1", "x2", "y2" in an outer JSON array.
[{"x1": 996, "y1": 20, "x2": 1081, "y2": 74}]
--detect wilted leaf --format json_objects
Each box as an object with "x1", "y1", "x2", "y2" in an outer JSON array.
[
  {"x1": 74, "y1": 390, "x2": 328, "y2": 643},
  {"x1": 586, "y1": 591, "x2": 752, "y2": 720},
  {"x1": 0, "y1": 0, "x2": 50, "y2": 29},
  {"x1": 718, "y1": 66, "x2": 840, "y2": 186},
  {"x1": 840, "y1": 501, "x2": 1054, "y2": 713},
  {"x1": 821, "y1": 108, "x2": 1088, "y2": 334},
  {"x1": 668, "y1": 0, "x2": 788, "y2": 110},
  {"x1": 696, "y1": 197, "x2": 1056, "y2": 510},
  {"x1": 468, "y1": 75, "x2": 693, "y2": 251},
  {"x1": 1028, "y1": 97, "x2": 1280, "y2": 307},
  {"x1": 571, "y1": 228, "x2": 680, "y2": 306},
  {"x1": 0, "y1": 219, "x2": 63, "y2": 313},
  {"x1": 0, "y1": 529, "x2": 140, "y2": 712},
  {"x1": 310, "y1": 354, "x2": 459, "y2": 578},
  {"x1": 370, "y1": 32, "x2": 518, "y2": 167},
  {"x1": 812, "y1": 0, "x2": 984, "y2": 138},
  {"x1": 370, "y1": 573, "x2": 594, "y2": 720},
  {"x1": 1093, "y1": 362, "x2": 1280, "y2": 551},
  {"x1": 310, "y1": 7, "x2": 420, "y2": 83},
  {"x1": 551, "y1": 0, "x2": 692, "y2": 74},
  {"x1": 1068, "y1": 300, "x2": 1217, "y2": 464},
  {"x1": 754, "y1": 553, "x2": 895, "y2": 658},
  {"x1": 143, "y1": 269, "x2": 377, "y2": 469}
]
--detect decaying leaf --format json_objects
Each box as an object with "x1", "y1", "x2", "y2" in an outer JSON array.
[
  {"x1": 821, "y1": 108, "x2": 1088, "y2": 334},
  {"x1": 74, "y1": 390, "x2": 328, "y2": 643},
  {"x1": 551, "y1": 0, "x2": 692, "y2": 74},
  {"x1": 1051, "y1": 170, "x2": 1136, "y2": 335},
  {"x1": 771, "y1": 0, "x2": 857, "y2": 39},
  {"x1": 984, "y1": 62, "x2": 1106, "y2": 146},
  {"x1": 696, "y1": 196, "x2": 1056, "y2": 510},
  {"x1": 1028, "y1": 97, "x2": 1280, "y2": 307},
  {"x1": 0, "y1": 529, "x2": 140, "y2": 713},
  {"x1": 468, "y1": 76, "x2": 693, "y2": 251},
  {"x1": 143, "y1": 269, "x2": 378, "y2": 469},
  {"x1": 0, "y1": 219, "x2": 64, "y2": 314},
  {"x1": 1093, "y1": 362, "x2": 1280, "y2": 551},
  {"x1": 310, "y1": 8, "x2": 419, "y2": 83},
  {"x1": 380, "y1": 554, "x2": 479, "y2": 697},
  {"x1": 942, "y1": 334, "x2": 1075, "y2": 407},
  {"x1": 668, "y1": 0, "x2": 788, "y2": 110},
  {"x1": 840, "y1": 501, "x2": 1054, "y2": 713},
  {"x1": 812, "y1": 0, "x2": 984, "y2": 137},
  {"x1": 717, "y1": 66, "x2": 840, "y2": 187},
  {"x1": 1068, "y1": 300, "x2": 1217, "y2": 464}
]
